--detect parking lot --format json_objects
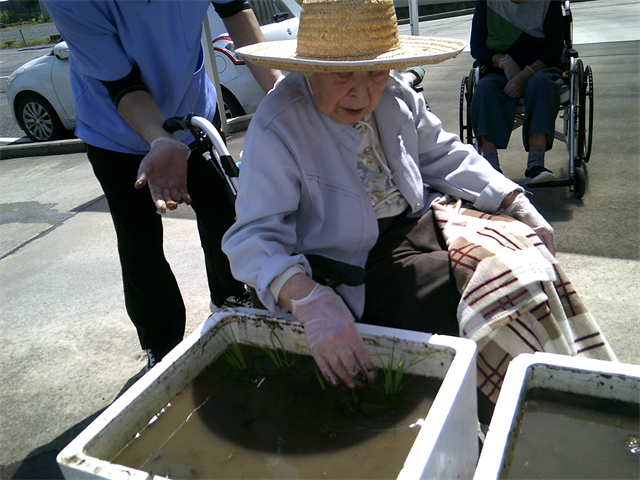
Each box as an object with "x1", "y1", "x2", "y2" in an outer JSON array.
[{"x1": 1, "y1": 1, "x2": 639, "y2": 478}]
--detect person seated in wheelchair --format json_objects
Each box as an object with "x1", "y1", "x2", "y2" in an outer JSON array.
[
  {"x1": 222, "y1": 0, "x2": 616, "y2": 415},
  {"x1": 469, "y1": 0, "x2": 564, "y2": 185}
]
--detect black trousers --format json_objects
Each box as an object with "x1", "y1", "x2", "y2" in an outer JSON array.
[
  {"x1": 86, "y1": 138, "x2": 243, "y2": 357},
  {"x1": 362, "y1": 208, "x2": 496, "y2": 422}
]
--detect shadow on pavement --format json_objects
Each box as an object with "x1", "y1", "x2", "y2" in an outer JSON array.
[{"x1": 2, "y1": 367, "x2": 147, "y2": 480}]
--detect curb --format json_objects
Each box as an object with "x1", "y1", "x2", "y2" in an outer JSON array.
[
  {"x1": 226, "y1": 113, "x2": 252, "y2": 135},
  {"x1": 0, "y1": 137, "x2": 86, "y2": 160},
  {"x1": 0, "y1": 114, "x2": 253, "y2": 160}
]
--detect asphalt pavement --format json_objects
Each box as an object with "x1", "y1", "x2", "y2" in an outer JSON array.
[{"x1": 1, "y1": 3, "x2": 639, "y2": 479}]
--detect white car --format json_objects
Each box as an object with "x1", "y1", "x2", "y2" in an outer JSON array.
[
  {"x1": 209, "y1": 0, "x2": 298, "y2": 118},
  {"x1": 6, "y1": 0, "x2": 299, "y2": 142}
]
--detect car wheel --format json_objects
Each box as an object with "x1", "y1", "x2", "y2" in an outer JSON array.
[
  {"x1": 222, "y1": 89, "x2": 245, "y2": 119},
  {"x1": 17, "y1": 93, "x2": 65, "y2": 142}
]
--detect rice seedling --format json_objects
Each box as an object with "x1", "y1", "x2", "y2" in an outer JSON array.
[
  {"x1": 219, "y1": 328, "x2": 246, "y2": 369},
  {"x1": 376, "y1": 341, "x2": 436, "y2": 395},
  {"x1": 260, "y1": 330, "x2": 295, "y2": 369},
  {"x1": 314, "y1": 367, "x2": 326, "y2": 390}
]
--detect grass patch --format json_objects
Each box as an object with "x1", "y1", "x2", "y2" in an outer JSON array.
[
  {"x1": 0, "y1": 13, "x2": 54, "y2": 27},
  {"x1": 1, "y1": 37, "x2": 55, "y2": 49},
  {"x1": 1, "y1": 15, "x2": 58, "y2": 49}
]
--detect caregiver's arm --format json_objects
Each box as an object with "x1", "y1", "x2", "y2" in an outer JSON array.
[
  {"x1": 117, "y1": 90, "x2": 191, "y2": 213},
  {"x1": 221, "y1": 7, "x2": 283, "y2": 93}
]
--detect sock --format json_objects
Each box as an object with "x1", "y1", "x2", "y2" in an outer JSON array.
[
  {"x1": 527, "y1": 145, "x2": 547, "y2": 170},
  {"x1": 482, "y1": 150, "x2": 500, "y2": 171}
]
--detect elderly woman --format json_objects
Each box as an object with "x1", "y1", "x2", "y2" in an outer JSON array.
[{"x1": 222, "y1": 0, "x2": 615, "y2": 405}]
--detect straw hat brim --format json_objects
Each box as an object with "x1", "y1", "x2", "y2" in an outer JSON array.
[{"x1": 236, "y1": 36, "x2": 467, "y2": 73}]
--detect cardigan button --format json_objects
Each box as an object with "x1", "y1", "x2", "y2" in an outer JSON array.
[{"x1": 415, "y1": 202, "x2": 422, "y2": 210}]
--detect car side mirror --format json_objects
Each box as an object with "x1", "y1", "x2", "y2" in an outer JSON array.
[
  {"x1": 53, "y1": 44, "x2": 69, "y2": 60},
  {"x1": 273, "y1": 12, "x2": 289, "y2": 22}
]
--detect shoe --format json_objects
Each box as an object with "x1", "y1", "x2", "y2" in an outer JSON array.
[
  {"x1": 146, "y1": 349, "x2": 161, "y2": 372},
  {"x1": 478, "y1": 421, "x2": 489, "y2": 453},
  {"x1": 223, "y1": 288, "x2": 253, "y2": 309},
  {"x1": 209, "y1": 286, "x2": 253, "y2": 312},
  {"x1": 525, "y1": 165, "x2": 555, "y2": 185}
]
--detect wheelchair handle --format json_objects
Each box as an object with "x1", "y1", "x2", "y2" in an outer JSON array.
[
  {"x1": 162, "y1": 115, "x2": 193, "y2": 135},
  {"x1": 163, "y1": 114, "x2": 239, "y2": 195}
]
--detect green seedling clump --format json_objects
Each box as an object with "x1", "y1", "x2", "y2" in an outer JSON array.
[
  {"x1": 219, "y1": 329, "x2": 246, "y2": 369},
  {"x1": 377, "y1": 341, "x2": 436, "y2": 395},
  {"x1": 259, "y1": 330, "x2": 295, "y2": 369}
]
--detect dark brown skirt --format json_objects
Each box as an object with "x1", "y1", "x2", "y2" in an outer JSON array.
[{"x1": 362, "y1": 208, "x2": 461, "y2": 337}]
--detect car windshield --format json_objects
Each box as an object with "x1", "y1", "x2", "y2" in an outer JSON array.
[{"x1": 249, "y1": 0, "x2": 296, "y2": 26}]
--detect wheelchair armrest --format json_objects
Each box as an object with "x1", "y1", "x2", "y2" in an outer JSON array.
[{"x1": 306, "y1": 254, "x2": 366, "y2": 288}]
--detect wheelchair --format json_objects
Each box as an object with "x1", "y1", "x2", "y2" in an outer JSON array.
[
  {"x1": 163, "y1": 114, "x2": 367, "y2": 307},
  {"x1": 458, "y1": 0, "x2": 594, "y2": 199}
]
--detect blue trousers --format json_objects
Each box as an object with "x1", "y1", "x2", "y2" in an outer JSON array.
[{"x1": 470, "y1": 68, "x2": 563, "y2": 151}]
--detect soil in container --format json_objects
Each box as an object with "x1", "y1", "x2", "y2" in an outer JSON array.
[
  {"x1": 502, "y1": 388, "x2": 640, "y2": 479},
  {"x1": 112, "y1": 343, "x2": 442, "y2": 479}
]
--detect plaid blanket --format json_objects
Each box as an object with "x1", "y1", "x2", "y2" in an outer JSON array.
[{"x1": 432, "y1": 197, "x2": 618, "y2": 401}]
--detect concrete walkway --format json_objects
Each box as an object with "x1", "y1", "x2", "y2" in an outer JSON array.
[{"x1": 1, "y1": 2, "x2": 638, "y2": 478}]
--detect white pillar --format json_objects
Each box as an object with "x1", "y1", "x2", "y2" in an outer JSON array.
[
  {"x1": 409, "y1": 0, "x2": 420, "y2": 36},
  {"x1": 38, "y1": 0, "x2": 50, "y2": 20},
  {"x1": 202, "y1": 12, "x2": 228, "y2": 136}
]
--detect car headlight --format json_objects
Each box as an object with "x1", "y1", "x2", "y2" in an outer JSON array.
[{"x1": 6, "y1": 67, "x2": 25, "y2": 88}]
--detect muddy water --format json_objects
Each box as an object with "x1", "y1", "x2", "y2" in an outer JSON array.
[
  {"x1": 503, "y1": 388, "x2": 640, "y2": 479},
  {"x1": 112, "y1": 345, "x2": 441, "y2": 479}
]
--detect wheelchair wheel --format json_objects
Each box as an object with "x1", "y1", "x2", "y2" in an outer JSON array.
[
  {"x1": 459, "y1": 76, "x2": 472, "y2": 143},
  {"x1": 573, "y1": 164, "x2": 586, "y2": 200},
  {"x1": 458, "y1": 69, "x2": 476, "y2": 145},
  {"x1": 583, "y1": 65, "x2": 594, "y2": 163},
  {"x1": 574, "y1": 59, "x2": 586, "y2": 161},
  {"x1": 459, "y1": 76, "x2": 467, "y2": 141}
]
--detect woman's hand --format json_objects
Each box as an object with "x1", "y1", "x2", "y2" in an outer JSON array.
[
  {"x1": 503, "y1": 71, "x2": 529, "y2": 98},
  {"x1": 498, "y1": 54, "x2": 521, "y2": 80},
  {"x1": 135, "y1": 137, "x2": 192, "y2": 214},
  {"x1": 502, "y1": 192, "x2": 556, "y2": 255},
  {"x1": 291, "y1": 283, "x2": 377, "y2": 388}
]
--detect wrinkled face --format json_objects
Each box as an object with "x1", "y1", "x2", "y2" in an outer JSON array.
[{"x1": 308, "y1": 70, "x2": 390, "y2": 124}]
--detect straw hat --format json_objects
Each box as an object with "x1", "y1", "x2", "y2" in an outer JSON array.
[{"x1": 236, "y1": 0, "x2": 466, "y2": 73}]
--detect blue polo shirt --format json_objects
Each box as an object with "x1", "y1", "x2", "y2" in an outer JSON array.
[{"x1": 45, "y1": 0, "x2": 233, "y2": 154}]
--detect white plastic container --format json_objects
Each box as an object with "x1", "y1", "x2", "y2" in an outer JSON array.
[
  {"x1": 474, "y1": 352, "x2": 640, "y2": 480},
  {"x1": 57, "y1": 310, "x2": 479, "y2": 480}
]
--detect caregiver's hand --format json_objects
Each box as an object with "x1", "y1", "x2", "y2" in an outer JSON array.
[
  {"x1": 135, "y1": 137, "x2": 192, "y2": 214},
  {"x1": 291, "y1": 283, "x2": 377, "y2": 388},
  {"x1": 502, "y1": 192, "x2": 556, "y2": 255}
]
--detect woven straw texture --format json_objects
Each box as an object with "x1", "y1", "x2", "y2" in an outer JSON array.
[
  {"x1": 296, "y1": 0, "x2": 401, "y2": 61},
  {"x1": 237, "y1": 37, "x2": 465, "y2": 72},
  {"x1": 236, "y1": 0, "x2": 466, "y2": 72}
]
